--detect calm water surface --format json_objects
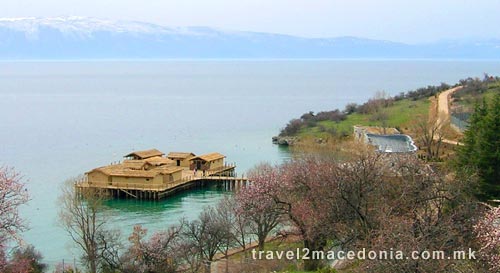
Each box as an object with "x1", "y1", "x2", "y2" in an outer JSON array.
[{"x1": 1, "y1": 60, "x2": 500, "y2": 265}]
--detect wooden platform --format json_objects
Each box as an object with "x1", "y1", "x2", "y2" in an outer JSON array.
[{"x1": 75, "y1": 165, "x2": 248, "y2": 200}]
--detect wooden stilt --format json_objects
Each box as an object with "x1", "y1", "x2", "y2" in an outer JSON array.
[{"x1": 75, "y1": 166, "x2": 249, "y2": 201}]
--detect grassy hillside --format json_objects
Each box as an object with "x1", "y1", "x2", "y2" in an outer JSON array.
[
  {"x1": 277, "y1": 81, "x2": 455, "y2": 142},
  {"x1": 296, "y1": 98, "x2": 429, "y2": 139},
  {"x1": 277, "y1": 77, "x2": 499, "y2": 147},
  {"x1": 452, "y1": 79, "x2": 500, "y2": 111}
]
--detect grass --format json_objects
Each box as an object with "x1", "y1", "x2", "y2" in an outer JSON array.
[
  {"x1": 217, "y1": 238, "x2": 308, "y2": 273},
  {"x1": 453, "y1": 80, "x2": 500, "y2": 110},
  {"x1": 228, "y1": 239, "x2": 304, "y2": 260},
  {"x1": 297, "y1": 98, "x2": 430, "y2": 139},
  {"x1": 277, "y1": 270, "x2": 338, "y2": 273}
]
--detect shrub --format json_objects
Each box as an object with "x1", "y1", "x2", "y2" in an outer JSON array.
[
  {"x1": 280, "y1": 119, "x2": 304, "y2": 136},
  {"x1": 1, "y1": 245, "x2": 47, "y2": 273},
  {"x1": 344, "y1": 103, "x2": 358, "y2": 114}
]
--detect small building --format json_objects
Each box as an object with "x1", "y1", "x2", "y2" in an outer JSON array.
[
  {"x1": 121, "y1": 158, "x2": 173, "y2": 171},
  {"x1": 87, "y1": 165, "x2": 162, "y2": 186},
  {"x1": 354, "y1": 125, "x2": 417, "y2": 153},
  {"x1": 79, "y1": 148, "x2": 237, "y2": 200},
  {"x1": 121, "y1": 160, "x2": 149, "y2": 170},
  {"x1": 167, "y1": 152, "x2": 196, "y2": 167},
  {"x1": 365, "y1": 134, "x2": 417, "y2": 153},
  {"x1": 124, "y1": 149, "x2": 164, "y2": 160},
  {"x1": 155, "y1": 166, "x2": 184, "y2": 183},
  {"x1": 86, "y1": 164, "x2": 183, "y2": 187},
  {"x1": 189, "y1": 152, "x2": 226, "y2": 171},
  {"x1": 144, "y1": 156, "x2": 174, "y2": 168}
]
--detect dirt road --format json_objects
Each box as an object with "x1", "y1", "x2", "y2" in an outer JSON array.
[
  {"x1": 436, "y1": 86, "x2": 461, "y2": 128},
  {"x1": 435, "y1": 86, "x2": 463, "y2": 145}
]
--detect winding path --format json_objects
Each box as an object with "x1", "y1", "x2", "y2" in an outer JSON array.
[{"x1": 435, "y1": 86, "x2": 463, "y2": 145}]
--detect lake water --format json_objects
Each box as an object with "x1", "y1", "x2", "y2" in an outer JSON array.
[{"x1": 1, "y1": 60, "x2": 500, "y2": 266}]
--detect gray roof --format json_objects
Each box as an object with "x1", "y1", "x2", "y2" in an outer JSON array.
[{"x1": 365, "y1": 134, "x2": 417, "y2": 153}]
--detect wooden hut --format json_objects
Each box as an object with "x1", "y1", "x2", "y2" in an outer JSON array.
[
  {"x1": 156, "y1": 166, "x2": 184, "y2": 183},
  {"x1": 86, "y1": 164, "x2": 183, "y2": 187},
  {"x1": 79, "y1": 148, "x2": 238, "y2": 200},
  {"x1": 189, "y1": 152, "x2": 225, "y2": 171},
  {"x1": 121, "y1": 160, "x2": 149, "y2": 170},
  {"x1": 167, "y1": 152, "x2": 196, "y2": 167},
  {"x1": 144, "y1": 156, "x2": 174, "y2": 168},
  {"x1": 124, "y1": 149, "x2": 164, "y2": 160},
  {"x1": 86, "y1": 165, "x2": 162, "y2": 186}
]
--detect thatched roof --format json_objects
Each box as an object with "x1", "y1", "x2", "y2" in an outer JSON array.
[
  {"x1": 167, "y1": 152, "x2": 196, "y2": 160},
  {"x1": 155, "y1": 166, "x2": 184, "y2": 174},
  {"x1": 90, "y1": 163, "x2": 182, "y2": 178},
  {"x1": 190, "y1": 152, "x2": 225, "y2": 162},
  {"x1": 125, "y1": 149, "x2": 164, "y2": 159},
  {"x1": 88, "y1": 155, "x2": 184, "y2": 178},
  {"x1": 92, "y1": 165, "x2": 157, "y2": 178},
  {"x1": 145, "y1": 157, "x2": 174, "y2": 166},
  {"x1": 122, "y1": 160, "x2": 148, "y2": 170}
]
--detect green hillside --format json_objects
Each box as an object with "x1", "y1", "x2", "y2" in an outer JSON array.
[{"x1": 296, "y1": 98, "x2": 429, "y2": 139}]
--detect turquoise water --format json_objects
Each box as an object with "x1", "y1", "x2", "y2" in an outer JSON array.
[
  {"x1": 1, "y1": 60, "x2": 500, "y2": 265},
  {"x1": 104, "y1": 185, "x2": 232, "y2": 226}
]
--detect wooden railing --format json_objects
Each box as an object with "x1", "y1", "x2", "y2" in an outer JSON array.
[
  {"x1": 75, "y1": 163, "x2": 240, "y2": 192},
  {"x1": 76, "y1": 179, "x2": 185, "y2": 191}
]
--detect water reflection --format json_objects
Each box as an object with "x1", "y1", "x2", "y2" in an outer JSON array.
[{"x1": 101, "y1": 186, "x2": 233, "y2": 232}]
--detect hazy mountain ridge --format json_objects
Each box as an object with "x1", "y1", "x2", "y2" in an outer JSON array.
[{"x1": 0, "y1": 17, "x2": 498, "y2": 59}]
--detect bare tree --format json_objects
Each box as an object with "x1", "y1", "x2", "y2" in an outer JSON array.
[
  {"x1": 369, "y1": 110, "x2": 389, "y2": 134},
  {"x1": 213, "y1": 197, "x2": 240, "y2": 273},
  {"x1": 181, "y1": 206, "x2": 232, "y2": 273},
  {"x1": 335, "y1": 151, "x2": 387, "y2": 240},
  {"x1": 176, "y1": 239, "x2": 203, "y2": 273},
  {"x1": 415, "y1": 117, "x2": 444, "y2": 160},
  {"x1": 358, "y1": 156, "x2": 480, "y2": 273},
  {"x1": 58, "y1": 179, "x2": 121, "y2": 273},
  {"x1": 221, "y1": 197, "x2": 251, "y2": 252}
]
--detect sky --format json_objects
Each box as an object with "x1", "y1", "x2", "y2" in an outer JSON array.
[{"x1": 1, "y1": 0, "x2": 500, "y2": 44}]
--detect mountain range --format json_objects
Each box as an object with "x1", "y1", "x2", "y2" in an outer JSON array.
[{"x1": 0, "y1": 16, "x2": 499, "y2": 60}]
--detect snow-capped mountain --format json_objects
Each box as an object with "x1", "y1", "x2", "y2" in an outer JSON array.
[
  {"x1": 0, "y1": 16, "x2": 498, "y2": 59},
  {"x1": 0, "y1": 16, "x2": 226, "y2": 37}
]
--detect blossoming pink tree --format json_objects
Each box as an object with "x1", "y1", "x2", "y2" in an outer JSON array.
[
  {"x1": 0, "y1": 166, "x2": 29, "y2": 240},
  {"x1": 276, "y1": 157, "x2": 344, "y2": 270},
  {"x1": 238, "y1": 159, "x2": 345, "y2": 270},
  {"x1": 239, "y1": 153, "x2": 389, "y2": 271},
  {"x1": 0, "y1": 166, "x2": 29, "y2": 270},
  {"x1": 124, "y1": 224, "x2": 183, "y2": 273},
  {"x1": 474, "y1": 205, "x2": 500, "y2": 272},
  {"x1": 236, "y1": 163, "x2": 283, "y2": 251}
]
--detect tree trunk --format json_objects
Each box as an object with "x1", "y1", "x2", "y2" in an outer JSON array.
[
  {"x1": 204, "y1": 260, "x2": 211, "y2": 273},
  {"x1": 225, "y1": 249, "x2": 229, "y2": 273},
  {"x1": 303, "y1": 238, "x2": 326, "y2": 271},
  {"x1": 258, "y1": 235, "x2": 266, "y2": 251},
  {"x1": 90, "y1": 259, "x2": 97, "y2": 273}
]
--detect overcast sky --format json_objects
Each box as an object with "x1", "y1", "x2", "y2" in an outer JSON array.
[{"x1": 2, "y1": 0, "x2": 499, "y2": 43}]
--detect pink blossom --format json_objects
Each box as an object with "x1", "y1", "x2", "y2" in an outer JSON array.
[
  {"x1": 474, "y1": 205, "x2": 500, "y2": 272},
  {"x1": 0, "y1": 166, "x2": 29, "y2": 242}
]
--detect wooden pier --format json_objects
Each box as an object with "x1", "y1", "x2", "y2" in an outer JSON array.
[
  {"x1": 76, "y1": 149, "x2": 248, "y2": 200},
  {"x1": 76, "y1": 166, "x2": 249, "y2": 200}
]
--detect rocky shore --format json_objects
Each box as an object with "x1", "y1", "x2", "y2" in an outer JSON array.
[{"x1": 272, "y1": 136, "x2": 297, "y2": 146}]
